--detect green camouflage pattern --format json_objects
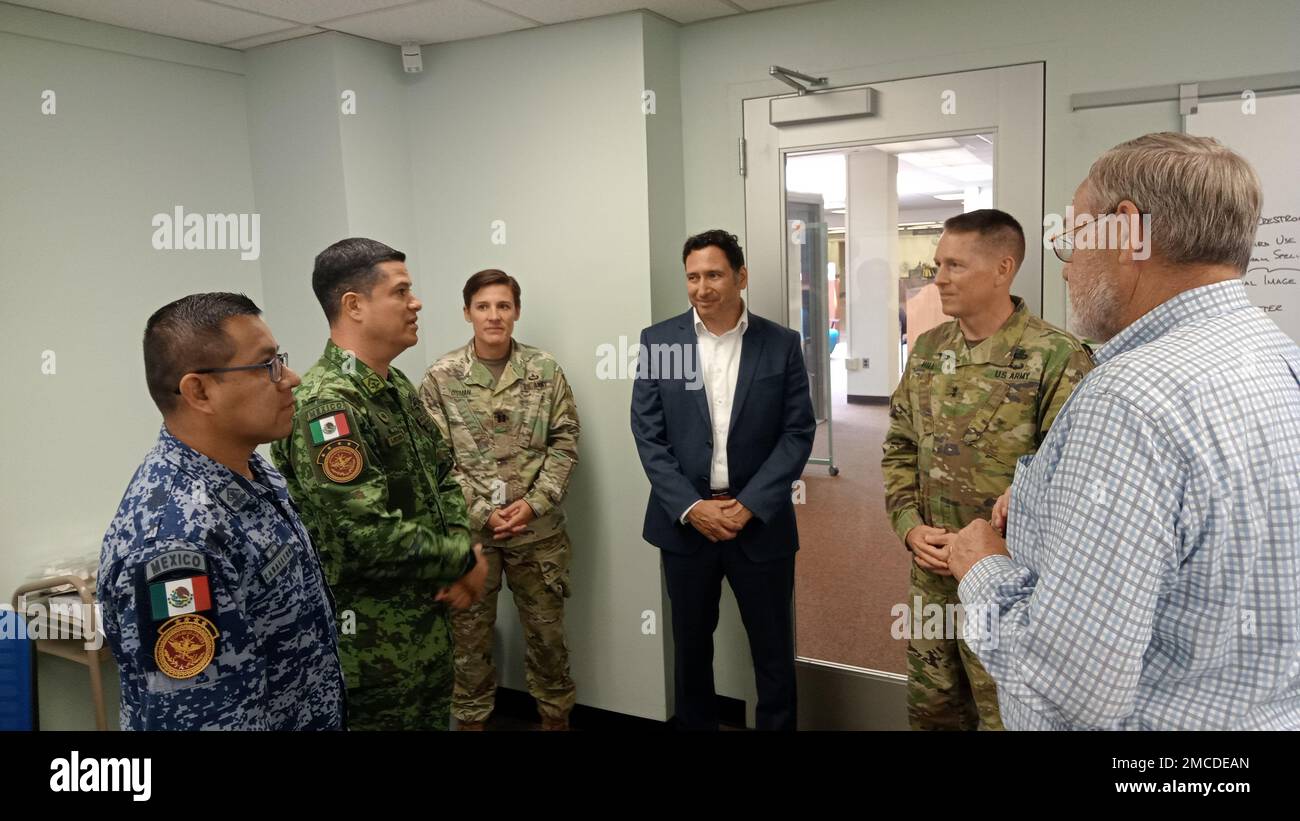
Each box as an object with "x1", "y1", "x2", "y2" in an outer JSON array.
[
  {"x1": 882, "y1": 296, "x2": 1093, "y2": 730},
  {"x1": 420, "y1": 339, "x2": 579, "y2": 724},
  {"x1": 271, "y1": 339, "x2": 474, "y2": 730}
]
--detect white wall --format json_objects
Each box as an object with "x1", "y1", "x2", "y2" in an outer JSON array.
[
  {"x1": 244, "y1": 34, "x2": 350, "y2": 380},
  {"x1": 244, "y1": 32, "x2": 426, "y2": 380},
  {"x1": 0, "y1": 5, "x2": 259, "y2": 619},
  {"x1": 332, "y1": 33, "x2": 424, "y2": 377}
]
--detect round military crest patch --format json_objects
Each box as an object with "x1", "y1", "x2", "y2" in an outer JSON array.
[
  {"x1": 154, "y1": 614, "x2": 218, "y2": 679},
  {"x1": 318, "y1": 440, "x2": 364, "y2": 483}
]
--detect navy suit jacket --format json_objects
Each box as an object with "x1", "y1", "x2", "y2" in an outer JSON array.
[{"x1": 630, "y1": 308, "x2": 816, "y2": 562}]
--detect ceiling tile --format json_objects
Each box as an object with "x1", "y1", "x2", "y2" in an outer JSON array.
[
  {"x1": 6, "y1": 0, "x2": 290, "y2": 45},
  {"x1": 642, "y1": 0, "x2": 738, "y2": 24},
  {"x1": 327, "y1": 0, "x2": 535, "y2": 44},
  {"x1": 11, "y1": 0, "x2": 810, "y2": 50},
  {"x1": 484, "y1": 0, "x2": 737, "y2": 25},
  {"x1": 730, "y1": 0, "x2": 821, "y2": 11},
  {"x1": 207, "y1": 1, "x2": 415, "y2": 25},
  {"x1": 482, "y1": 1, "x2": 646, "y2": 24},
  {"x1": 222, "y1": 24, "x2": 325, "y2": 48}
]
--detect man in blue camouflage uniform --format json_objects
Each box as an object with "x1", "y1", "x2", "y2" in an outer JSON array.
[{"x1": 99, "y1": 293, "x2": 344, "y2": 730}]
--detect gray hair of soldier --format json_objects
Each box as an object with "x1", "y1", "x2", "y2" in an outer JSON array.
[
  {"x1": 1085, "y1": 132, "x2": 1262, "y2": 272},
  {"x1": 144, "y1": 292, "x2": 261, "y2": 414}
]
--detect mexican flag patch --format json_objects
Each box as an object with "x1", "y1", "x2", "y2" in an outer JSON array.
[
  {"x1": 310, "y1": 411, "x2": 350, "y2": 445},
  {"x1": 149, "y1": 576, "x2": 211, "y2": 620}
]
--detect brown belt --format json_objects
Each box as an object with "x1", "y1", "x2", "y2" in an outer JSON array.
[{"x1": 710, "y1": 490, "x2": 734, "y2": 501}]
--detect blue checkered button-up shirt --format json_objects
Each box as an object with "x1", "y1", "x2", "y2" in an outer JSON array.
[{"x1": 958, "y1": 280, "x2": 1300, "y2": 729}]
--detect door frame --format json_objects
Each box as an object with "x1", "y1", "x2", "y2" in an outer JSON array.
[{"x1": 744, "y1": 62, "x2": 1046, "y2": 329}]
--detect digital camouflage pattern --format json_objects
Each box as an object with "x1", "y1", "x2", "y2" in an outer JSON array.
[
  {"x1": 420, "y1": 339, "x2": 579, "y2": 724},
  {"x1": 882, "y1": 296, "x2": 1093, "y2": 730},
  {"x1": 272, "y1": 340, "x2": 474, "y2": 730},
  {"x1": 100, "y1": 427, "x2": 344, "y2": 730}
]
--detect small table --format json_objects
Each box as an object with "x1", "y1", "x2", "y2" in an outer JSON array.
[{"x1": 12, "y1": 575, "x2": 109, "y2": 731}]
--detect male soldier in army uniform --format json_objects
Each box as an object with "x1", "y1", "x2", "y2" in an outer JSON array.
[
  {"x1": 100, "y1": 293, "x2": 344, "y2": 730},
  {"x1": 882, "y1": 209, "x2": 1093, "y2": 731},
  {"x1": 421, "y1": 269, "x2": 580, "y2": 731},
  {"x1": 272, "y1": 238, "x2": 487, "y2": 731}
]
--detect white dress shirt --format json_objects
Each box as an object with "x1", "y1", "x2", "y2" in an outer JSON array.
[{"x1": 679, "y1": 303, "x2": 749, "y2": 523}]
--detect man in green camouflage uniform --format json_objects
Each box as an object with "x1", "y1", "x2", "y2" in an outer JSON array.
[
  {"x1": 272, "y1": 237, "x2": 486, "y2": 731},
  {"x1": 882, "y1": 210, "x2": 1093, "y2": 731},
  {"x1": 420, "y1": 269, "x2": 580, "y2": 731}
]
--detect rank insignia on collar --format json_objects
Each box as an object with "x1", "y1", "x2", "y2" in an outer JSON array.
[
  {"x1": 362, "y1": 373, "x2": 386, "y2": 394},
  {"x1": 318, "y1": 440, "x2": 365, "y2": 483},
  {"x1": 219, "y1": 485, "x2": 250, "y2": 509},
  {"x1": 154, "y1": 614, "x2": 219, "y2": 680}
]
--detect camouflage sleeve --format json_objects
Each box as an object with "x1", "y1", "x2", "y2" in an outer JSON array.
[
  {"x1": 1036, "y1": 346, "x2": 1095, "y2": 444},
  {"x1": 278, "y1": 399, "x2": 472, "y2": 587},
  {"x1": 524, "y1": 363, "x2": 580, "y2": 519},
  {"x1": 107, "y1": 539, "x2": 268, "y2": 730},
  {"x1": 881, "y1": 354, "x2": 923, "y2": 545},
  {"x1": 270, "y1": 437, "x2": 296, "y2": 498},
  {"x1": 418, "y1": 374, "x2": 495, "y2": 533},
  {"x1": 432, "y1": 425, "x2": 473, "y2": 538}
]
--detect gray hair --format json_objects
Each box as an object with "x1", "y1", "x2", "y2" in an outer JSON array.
[{"x1": 1086, "y1": 132, "x2": 1261, "y2": 272}]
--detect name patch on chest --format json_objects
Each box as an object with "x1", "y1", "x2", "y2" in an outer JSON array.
[{"x1": 258, "y1": 544, "x2": 294, "y2": 585}]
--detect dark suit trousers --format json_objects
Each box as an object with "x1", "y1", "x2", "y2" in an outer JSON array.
[{"x1": 662, "y1": 542, "x2": 796, "y2": 731}]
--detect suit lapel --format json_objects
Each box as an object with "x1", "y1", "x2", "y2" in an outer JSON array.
[
  {"x1": 676, "y1": 312, "x2": 712, "y2": 430},
  {"x1": 728, "y1": 317, "x2": 764, "y2": 432}
]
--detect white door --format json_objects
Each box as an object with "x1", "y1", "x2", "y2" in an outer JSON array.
[{"x1": 742, "y1": 63, "x2": 1045, "y2": 729}]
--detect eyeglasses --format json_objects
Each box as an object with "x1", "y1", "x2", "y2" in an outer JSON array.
[
  {"x1": 174, "y1": 352, "x2": 288, "y2": 394},
  {"x1": 1049, "y1": 216, "x2": 1099, "y2": 264}
]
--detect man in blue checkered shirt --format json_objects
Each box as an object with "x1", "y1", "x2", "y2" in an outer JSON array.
[{"x1": 949, "y1": 132, "x2": 1300, "y2": 730}]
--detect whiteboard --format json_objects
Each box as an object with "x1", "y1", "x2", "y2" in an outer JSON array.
[{"x1": 1186, "y1": 93, "x2": 1300, "y2": 345}]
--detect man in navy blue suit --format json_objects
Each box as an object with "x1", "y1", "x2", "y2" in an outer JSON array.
[{"x1": 631, "y1": 229, "x2": 815, "y2": 730}]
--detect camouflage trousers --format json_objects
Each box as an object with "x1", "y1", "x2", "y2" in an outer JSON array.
[
  {"x1": 451, "y1": 531, "x2": 575, "y2": 724},
  {"x1": 906, "y1": 563, "x2": 1004, "y2": 731},
  {"x1": 345, "y1": 607, "x2": 454, "y2": 731}
]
